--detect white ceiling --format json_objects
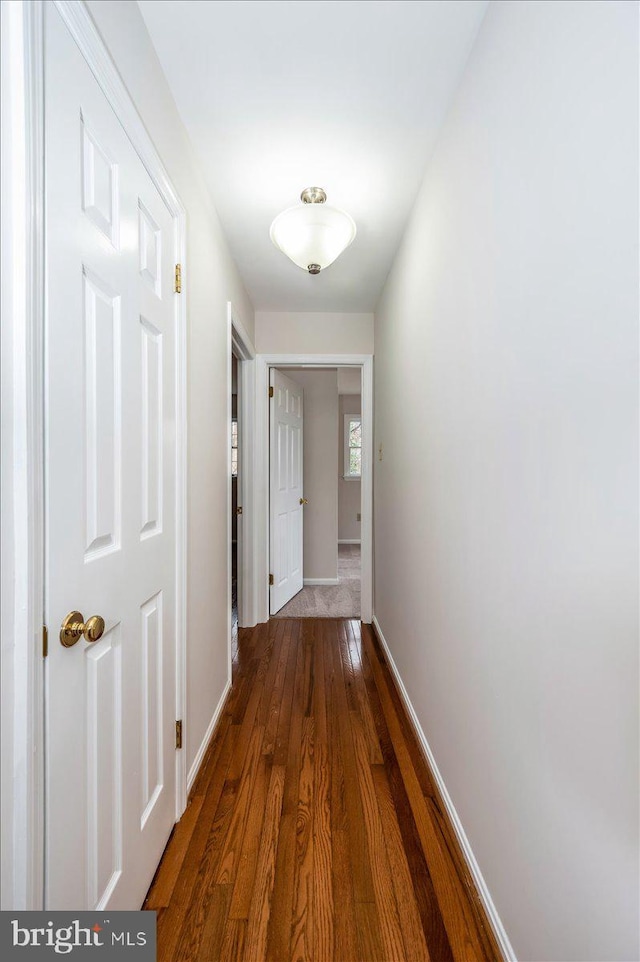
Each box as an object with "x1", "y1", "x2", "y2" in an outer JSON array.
[{"x1": 137, "y1": 0, "x2": 488, "y2": 312}]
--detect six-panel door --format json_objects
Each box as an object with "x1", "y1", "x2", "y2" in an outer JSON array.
[{"x1": 45, "y1": 4, "x2": 177, "y2": 910}]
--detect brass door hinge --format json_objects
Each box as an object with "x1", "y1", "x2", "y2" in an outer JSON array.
[
  {"x1": 175, "y1": 719, "x2": 183, "y2": 750},
  {"x1": 42, "y1": 625, "x2": 48, "y2": 658},
  {"x1": 269, "y1": 386, "x2": 274, "y2": 398},
  {"x1": 269, "y1": 574, "x2": 274, "y2": 586},
  {"x1": 174, "y1": 263, "x2": 182, "y2": 294}
]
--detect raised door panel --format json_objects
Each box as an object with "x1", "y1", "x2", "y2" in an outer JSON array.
[
  {"x1": 85, "y1": 624, "x2": 123, "y2": 909},
  {"x1": 290, "y1": 423, "x2": 301, "y2": 492},
  {"x1": 140, "y1": 317, "x2": 163, "y2": 540},
  {"x1": 81, "y1": 113, "x2": 118, "y2": 247},
  {"x1": 290, "y1": 507, "x2": 302, "y2": 583},
  {"x1": 277, "y1": 421, "x2": 288, "y2": 492},
  {"x1": 138, "y1": 200, "x2": 161, "y2": 297},
  {"x1": 140, "y1": 592, "x2": 164, "y2": 830},
  {"x1": 275, "y1": 512, "x2": 288, "y2": 589},
  {"x1": 83, "y1": 267, "x2": 122, "y2": 561}
]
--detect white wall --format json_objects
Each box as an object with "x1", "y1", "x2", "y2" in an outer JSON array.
[
  {"x1": 373, "y1": 2, "x2": 639, "y2": 961},
  {"x1": 339, "y1": 395, "x2": 361, "y2": 542},
  {"x1": 256, "y1": 311, "x2": 373, "y2": 354},
  {"x1": 337, "y1": 367, "x2": 362, "y2": 394},
  {"x1": 85, "y1": 1, "x2": 255, "y2": 774},
  {"x1": 286, "y1": 370, "x2": 339, "y2": 580}
]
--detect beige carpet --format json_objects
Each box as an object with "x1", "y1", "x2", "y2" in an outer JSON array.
[{"x1": 274, "y1": 544, "x2": 360, "y2": 618}]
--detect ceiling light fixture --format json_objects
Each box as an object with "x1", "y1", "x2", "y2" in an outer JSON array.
[{"x1": 270, "y1": 187, "x2": 356, "y2": 275}]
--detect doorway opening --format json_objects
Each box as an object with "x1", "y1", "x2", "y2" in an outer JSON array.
[
  {"x1": 227, "y1": 301, "x2": 258, "y2": 647},
  {"x1": 231, "y1": 353, "x2": 240, "y2": 643},
  {"x1": 251, "y1": 353, "x2": 372, "y2": 624},
  {"x1": 270, "y1": 366, "x2": 362, "y2": 618}
]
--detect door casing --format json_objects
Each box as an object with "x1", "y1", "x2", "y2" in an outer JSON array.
[
  {"x1": 227, "y1": 302, "x2": 257, "y2": 643},
  {"x1": 256, "y1": 354, "x2": 374, "y2": 625},
  {"x1": 0, "y1": 0, "x2": 187, "y2": 908}
]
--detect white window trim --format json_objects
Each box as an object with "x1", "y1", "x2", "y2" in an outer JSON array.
[{"x1": 343, "y1": 412, "x2": 362, "y2": 480}]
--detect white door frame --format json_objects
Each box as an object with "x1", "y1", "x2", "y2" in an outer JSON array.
[
  {"x1": 255, "y1": 354, "x2": 374, "y2": 625},
  {"x1": 1, "y1": 0, "x2": 45, "y2": 911},
  {"x1": 227, "y1": 303, "x2": 258, "y2": 656},
  {"x1": 0, "y1": 0, "x2": 188, "y2": 909}
]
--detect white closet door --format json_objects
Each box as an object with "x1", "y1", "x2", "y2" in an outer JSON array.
[{"x1": 45, "y1": 4, "x2": 177, "y2": 910}]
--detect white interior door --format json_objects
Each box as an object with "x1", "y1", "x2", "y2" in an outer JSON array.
[
  {"x1": 45, "y1": 4, "x2": 177, "y2": 909},
  {"x1": 269, "y1": 369, "x2": 304, "y2": 613}
]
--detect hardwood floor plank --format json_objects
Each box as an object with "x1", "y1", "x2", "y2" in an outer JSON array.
[
  {"x1": 289, "y1": 716, "x2": 314, "y2": 962},
  {"x1": 331, "y1": 829, "x2": 361, "y2": 962},
  {"x1": 325, "y1": 623, "x2": 361, "y2": 962},
  {"x1": 227, "y1": 751, "x2": 272, "y2": 919},
  {"x1": 265, "y1": 625, "x2": 307, "y2": 961},
  {"x1": 228, "y1": 669, "x2": 264, "y2": 782},
  {"x1": 330, "y1": 621, "x2": 377, "y2": 905},
  {"x1": 264, "y1": 810, "x2": 296, "y2": 962},
  {"x1": 246, "y1": 764, "x2": 286, "y2": 960},
  {"x1": 355, "y1": 901, "x2": 386, "y2": 962},
  {"x1": 312, "y1": 628, "x2": 334, "y2": 962},
  {"x1": 219, "y1": 917, "x2": 247, "y2": 962},
  {"x1": 259, "y1": 619, "x2": 291, "y2": 735},
  {"x1": 324, "y1": 621, "x2": 347, "y2": 825},
  {"x1": 187, "y1": 883, "x2": 232, "y2": 962},
  {"x1": 345, "y1": 618, "x2": 384, "y2": 765},
  {"x1": 254, "y1": 621, "x2": 286, "y2": 722},
  {"x1": 216, "y1": 725, "x2": 264, "y2": 885},
  {"x1": 272, "y1": 620, "x2": 302, "y2": 767},
  {"x1": 350, "y1": 709, "x2": 407, "y2": 962},
  {"x1": 337, "y1": 619, "x2": 359, "y2": 712},
  {"x1": 300, "y1": 620, "x2": 315, "y2": 718},
  {"x1": 372, "y1": 764, "x2": 431, "y2": 962}
]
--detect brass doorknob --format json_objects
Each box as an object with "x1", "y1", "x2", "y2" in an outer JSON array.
[
  {"x1": 60, "y1": 611, "x2": 105, "y2": 648},
  {"x1": 300, "y1": 498, "x2": 308, "y2": 505}
]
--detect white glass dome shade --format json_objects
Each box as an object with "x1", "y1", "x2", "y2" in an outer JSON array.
[{"x1": 270, "y1": 194, "x2": 356, "y2": 274}]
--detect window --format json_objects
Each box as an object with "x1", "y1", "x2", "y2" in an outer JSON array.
[
  {"x1": 344, "y1": 414, "x2": 362, "y2": 479},
  {"x1": 231, "y1": 419, "x2": 238, "y2": 477}
]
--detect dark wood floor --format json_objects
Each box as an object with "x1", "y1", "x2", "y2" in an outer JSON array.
[{"x1": 145, "y1": 619, "x2": 501, "y2": 962}]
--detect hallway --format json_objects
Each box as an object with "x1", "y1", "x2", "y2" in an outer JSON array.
[
  {"x1": 2, "y1": 3, "x2": 637, "y2": 957},
  {"x1": 144, "y1": 618, "x2": 500, "y2": 962}
]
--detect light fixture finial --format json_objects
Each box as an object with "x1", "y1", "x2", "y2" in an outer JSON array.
[{"x1": 300, "y1": 186, "x2": 327, "y2": 205}]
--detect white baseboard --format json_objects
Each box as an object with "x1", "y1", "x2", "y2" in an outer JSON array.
[
  {"x1": 371, "y1": 615, "x2": 517, "y2": 962},
  {"x1": 303, "y1": 577, "x2": 339, "y2": 586},
  {"x1": 187, "y1": 679, "x2": 231, "y2": 794},
  {"x1": 338, "y1": 539, "x2": 361, "y2": 545}
]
